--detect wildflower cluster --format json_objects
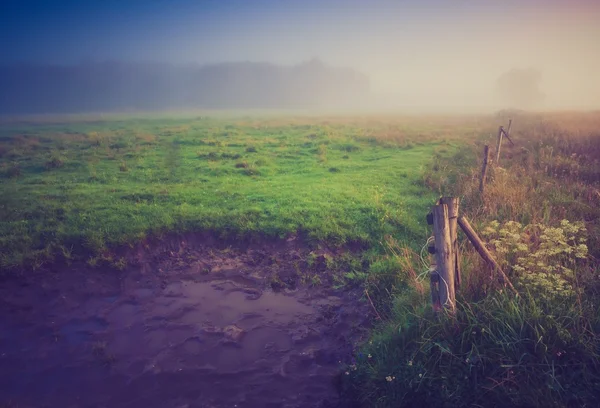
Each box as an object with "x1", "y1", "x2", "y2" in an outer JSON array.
[{"x1": 482, "y1": 219, "x2": 588, "y2": 302}]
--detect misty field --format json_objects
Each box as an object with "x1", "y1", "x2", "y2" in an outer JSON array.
[
  {"x1": 1, "y1": 112, "x2": 599, "y2": 408},
  {"x1": 0, "y1": 115, "x2": 481, "y2": 270}
]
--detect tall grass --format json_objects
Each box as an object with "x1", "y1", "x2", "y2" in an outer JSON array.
[{"x1": 344, "y1": 112, "x2": 600, "y2": 407}]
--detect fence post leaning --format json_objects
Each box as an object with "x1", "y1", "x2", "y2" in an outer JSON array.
[
  {"x1": 457, "y1": 216, "x2": 519, "y2": 296},
  {"x1": 502, "y1": 119, "x2": 515, "y2": 146}
]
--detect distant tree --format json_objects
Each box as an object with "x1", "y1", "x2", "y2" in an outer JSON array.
[
  {"x1": 496, "y1": 68, "x2": 545, "y2": 109},
  {"x1": 0, "y1": 60, "x2": 369, "y2": 114}
]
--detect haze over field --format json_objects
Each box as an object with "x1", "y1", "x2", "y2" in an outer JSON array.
[
  {"x1": 2, "y1": 2, "x2": 600, "y2": 407},
  {"x1": 1, "y1": 0, "x2": 599, "y2": 113}
]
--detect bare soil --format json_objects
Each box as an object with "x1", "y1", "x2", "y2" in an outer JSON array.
[{"x1": 0, "y1": 234, "x2": 370, "y2": 408}]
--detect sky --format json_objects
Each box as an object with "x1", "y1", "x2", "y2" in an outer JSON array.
[{"x1": 1, "y1": 0, "x2": 600, "y2": 110}]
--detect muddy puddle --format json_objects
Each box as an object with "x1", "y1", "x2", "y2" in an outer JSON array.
[{"x1": 0, "y1": 237, "x2": 369, "y2": 407}]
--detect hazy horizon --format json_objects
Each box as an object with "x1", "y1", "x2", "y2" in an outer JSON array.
[{"x1": 2, "y1": 0, "x2": 600, "y2": 112}]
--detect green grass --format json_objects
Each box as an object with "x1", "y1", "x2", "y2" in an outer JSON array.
[
  {"x1": 3, "y1": 112, "x2": 599, "y2": 406},
  {"x1": 343, "y1": 111, "x2": 600, "y2": 408},
  {"x1": 0, "y1": 114, "x2": 475, "y2": 270}
]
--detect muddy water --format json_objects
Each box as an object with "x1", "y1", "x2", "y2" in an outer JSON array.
[{"x1": 0, "y1": 241, "x2": 368, "y2": 408}]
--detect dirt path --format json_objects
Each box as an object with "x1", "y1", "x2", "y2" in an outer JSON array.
[{"x1": 0, "y1": 236, "x2": 369, "y2": 407}]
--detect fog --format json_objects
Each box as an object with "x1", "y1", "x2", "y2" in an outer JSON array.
[
  {"x1": 0, "y1": 60, "x2": 370, "y2": 113},
  {"x1": 1, "y1": 0, "x2": 599, "y2": 114}
]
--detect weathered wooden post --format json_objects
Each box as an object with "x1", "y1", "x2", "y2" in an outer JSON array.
[
  {"x1": 457, "y1": 216, "x2": 518, "y2": 296},
  {"x1": 440, "y1": 197, "x2": 460, "y2": 288},
  {"x1": 479, "y1": 145, "x2": 490, "y2": 194},
  {"x1": 495, "y1": 126, "x2": 504, "y2": 164},
  {"x1": 432, "y1": 203, "x2": 456, "y2": 311}
]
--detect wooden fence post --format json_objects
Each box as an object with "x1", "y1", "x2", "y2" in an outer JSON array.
[
  {"x1": 457, "y1": 216, "x2": 519, "y2": 296},
  {"x1": 432, "y1": 203, "x2": 455, "y2": 311},
  {"x1": 495, "y1": 126, "x2": 504, "y2": 164},
  {"x1": 440, "y1": 197, "x2": 460, "y2": 288},
  {"x1": 479, "y1": 145, "x2": 490, "y2": 194},
  {"x1": 502, "y1": 119, "x2": 515, "y2": 146}
]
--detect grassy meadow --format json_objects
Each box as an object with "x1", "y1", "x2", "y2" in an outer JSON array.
[
  {"x1": 1, "y1": 111, "x2": 599, "y2": 407},
  {"x1": 0, "y1": 114, "x2": 490, "y2": 270}
]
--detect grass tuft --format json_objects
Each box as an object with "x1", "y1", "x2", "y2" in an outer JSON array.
[{"x1": 45, "y1": 155, "x2": 65, "y2": 169}]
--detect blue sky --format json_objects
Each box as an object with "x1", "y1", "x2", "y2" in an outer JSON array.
[
  {"x1": 1, "y1": 0, "x2": 471, "y2": 63},
  {"x1": 1, "y1": 0, "x2": 599, "y2": 107},
  {"x1": 5, "y1": 0, "x2": 593, "y2": 64}
]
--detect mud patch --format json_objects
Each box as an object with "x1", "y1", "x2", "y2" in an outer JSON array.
[
  {"x1": 60, "y1": 317, "x2": 108, "y2": 346},
  {"x1": 0, "y1": 237, "x2": 370, "y2": 407}
]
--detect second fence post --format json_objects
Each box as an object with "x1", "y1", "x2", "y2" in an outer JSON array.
[
  {"x1": 495, "y1": 126, "x2": 504, "y2": 164},
  {"x1": 480, "y1": 144, "x2": 490, "y2": 194}
]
